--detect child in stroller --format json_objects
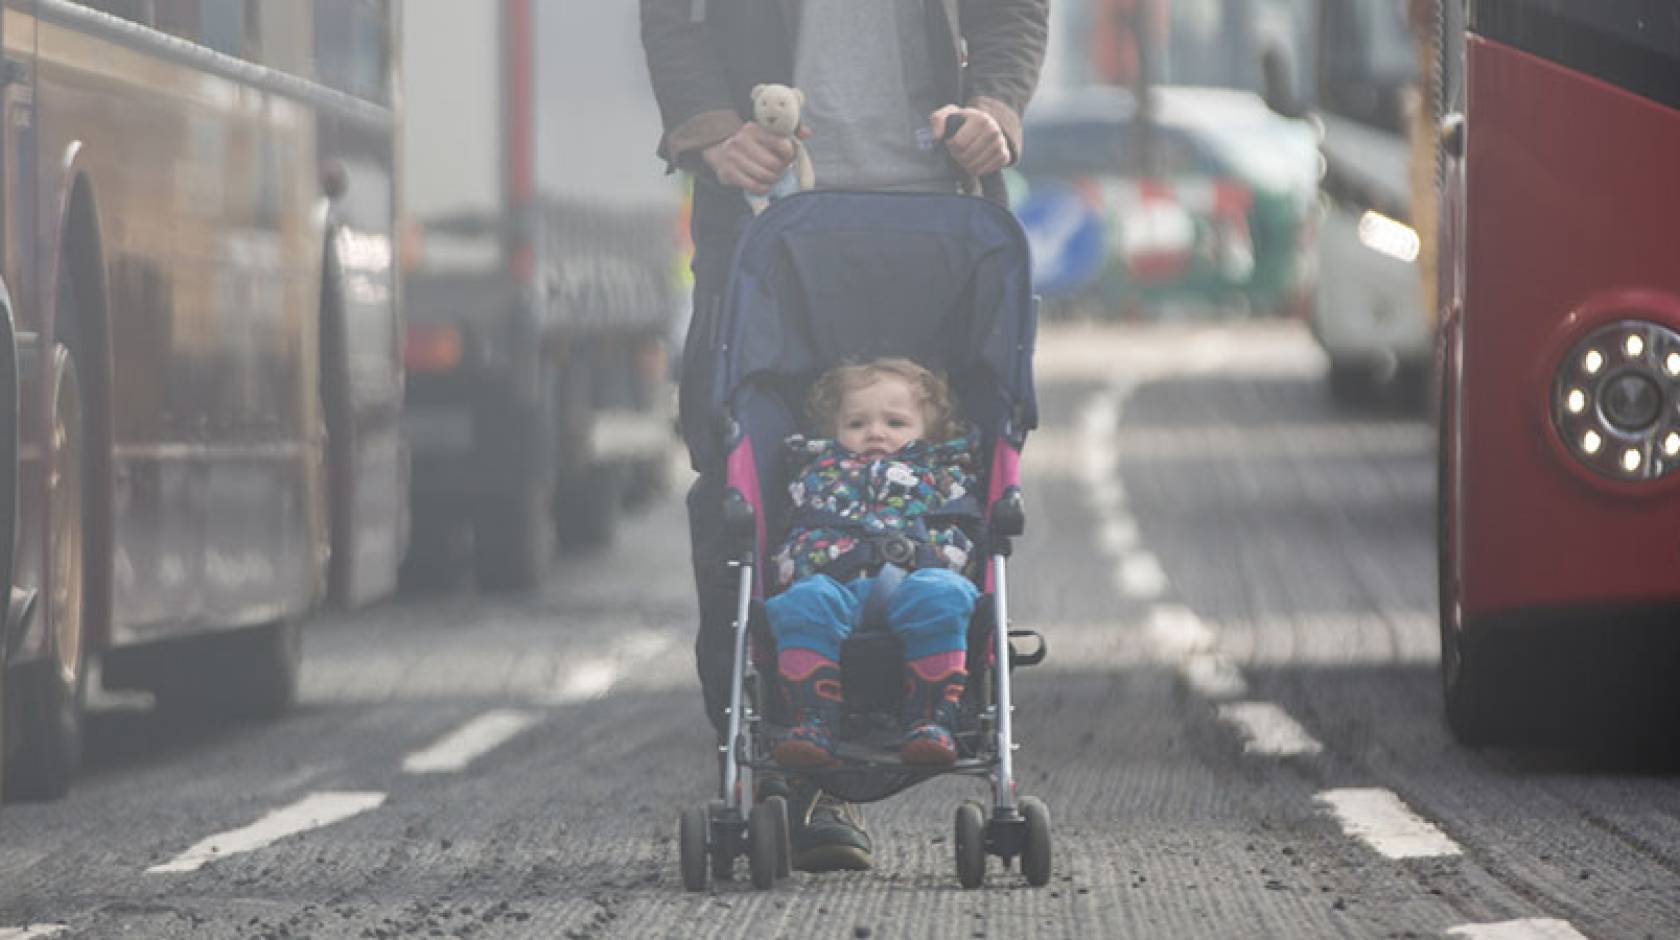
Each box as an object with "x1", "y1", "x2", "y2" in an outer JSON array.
[
  {"x1": 767, "y1": 358, "x2": 981, "y2": 770},
  {"x1": 677, "y1": 190, "x2": 1051, "y2": 892}
]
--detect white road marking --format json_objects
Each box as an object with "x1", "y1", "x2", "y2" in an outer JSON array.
[
  {"x1": 1144, "y1": 604, "x2": 1248, "y2": 698},
  {"x1": 1315, "y1": 788, "x2": 1461, "y2": 859},
  {"x1": 540, "y1": 630, "x2": 676, "y2": 705},
  {"x1": 1146, "y1": 604, "x2": 1218, "y2": 656},
  {"x1": 1097, "y1": 516, "x2": 1140, "y2": 555},
  {"x1": 0, "y1": 926, "x2": 69, "y2": 939},
  {"x1": 549, "y1": 659, "x2": 618, "y2": 704},
  {"x1": 1080, "y1": 441, "x2": 1119, "y2": 484},
  {"x1": 1447, "y1": 919, "x2": 1589, "y2": 940},
  {"x1": 147, "y1": 791, "x2": 387, "y2": 874},
  {"x1": 1217, "y1": 702, "x2": 1324, "y2": 756},
  {"x1": 402, "y1": 709, "x2": 541, "y2": 774},
  {"x1": 1117, "y1": 550, "x2": 1168, "y2": 599},
  {"x1": 1087, "y1": 477, "x2": 1126, "y2": 513},
  {"x1": 1182, "y1": 652, "x2": 1248, "y2": 699}
]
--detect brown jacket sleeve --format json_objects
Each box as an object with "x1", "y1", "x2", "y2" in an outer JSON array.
[
  {"x1": 961, "y1": 0, "x2": 1050, "y2": 163},
  {"x1": 640, "y1": 0, "x2": 743, "y2": 171}
]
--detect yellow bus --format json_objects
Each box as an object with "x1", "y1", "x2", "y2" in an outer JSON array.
[{"x1": 0, "y1": 0, "x2": 405, "y2": 801}]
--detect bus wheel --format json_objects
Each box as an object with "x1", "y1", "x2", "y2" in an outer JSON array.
[
  {"x1": 155, "y1": 619, "x2": 303, "y2": 720},
  {"x1": 1440, "y1": 620, "x2": 1501, "y2": 746},
  {"x1": 9, "y1": 345, "x2": 87, "y2": 800},
  {"x1": 473, "y1": 477, "x2": 554, "y2": 591}
]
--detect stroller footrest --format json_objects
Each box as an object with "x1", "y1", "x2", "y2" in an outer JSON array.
[{"x1": 1008, "y1": 629, "x2": 1047, "y2": 667}]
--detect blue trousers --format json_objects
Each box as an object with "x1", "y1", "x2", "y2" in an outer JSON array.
[{"x1": 766, "y1": 568, "x2": 980, "y2": 662}]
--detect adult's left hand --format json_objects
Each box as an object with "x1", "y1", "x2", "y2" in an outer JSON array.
[{"x1": 929, "y1": 105, "x2": 1011, "y2": 178}]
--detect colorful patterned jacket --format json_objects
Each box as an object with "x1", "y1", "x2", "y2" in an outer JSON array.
[{"x1": 772, "y1": 431, "x2": 982, "y2": 591}]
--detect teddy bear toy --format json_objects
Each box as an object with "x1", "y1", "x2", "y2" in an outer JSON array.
[{"x1": 746, "y1": 83, "x2": 815, "y2": 215}]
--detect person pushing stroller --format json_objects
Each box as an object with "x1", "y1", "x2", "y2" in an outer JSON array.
[{"x1": 767, "y1": 358, "x2": 980, "y2": 769}]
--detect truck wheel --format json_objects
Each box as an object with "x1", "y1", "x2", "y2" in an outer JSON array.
[
  {"x1": 1326, "y1": 359, "x2": 1374, "y2": 406},
  {"x1": 474, "y1": 478, "x2": 554, "y2": 590},
  {"x1": 555, "y1": 463, "x2": 617, "y2": 550},
  {"x1": 8, "y1": 344, "x2": 87, "y2": 801}
]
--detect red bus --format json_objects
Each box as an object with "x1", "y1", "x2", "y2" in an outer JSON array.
[
  {"x1": 1436, "y1": 0, "x2": 1680, "y2": 743},
  {"x1": 0, "y1": 1, "x2": 406, "y2": 799}
]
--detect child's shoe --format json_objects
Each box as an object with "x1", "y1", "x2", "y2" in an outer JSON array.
[
  {"x1": 899, "y1": 652, "x2": 966, "y2": 766},
  {"x1": 774, "y1": 651, "x2": 843, "y2": 768}
]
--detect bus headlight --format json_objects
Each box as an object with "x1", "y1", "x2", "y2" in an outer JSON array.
[{"x1": 1553, "y1": 320, "x2": 1680, "y2": 481}]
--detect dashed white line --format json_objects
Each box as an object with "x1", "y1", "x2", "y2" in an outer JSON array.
[
  {"x1": 1096, "y1": 516, "x2": 1140, "y2": 555},
  {"x1": 540, "y1": 631, "x2": 676, "y2": 705},
  {"x1": 1117, "y1": 550, "x2": 1168, "y2": 599},
  {"x1": 1146, "y1": 604, "x2": 1218, "y2": 657},
  {"x1": 549, "y1": 659, "x2": 618, "y2": 704},
  {"x1": 1181, "y1": 652, "x2": 1248, "y2": 699},
  {"x1": 1217, "y1": 702, "x2": 1324, "y2": 756},
  {"x1": 402, "y1": 709, "x2": 541, "y2": 774},
  {"x1": 1087, "y1": 477, "x2": 1126, "y2": 513},
  {"x1": 147, "y1": 791, "x2": 387, "y2": 874},
  {"x1": 1446, "y1": 919, "x2": 1589, "y2": 940},
  {"x1": 0, "y1": 926, "x2": 69, "y2": 939},
  {"x1": 1315, "y1": 788, "x2": 1462, "y2": 859}
]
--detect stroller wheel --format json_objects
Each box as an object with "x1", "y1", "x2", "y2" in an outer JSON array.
[
  {"x1": 707, "y1": 799, "x2": 735, "y2": 881},
  {"x1": 679, "y1": 803, "x2": 709, "y2": 892},
  {"x1": 748, "y1": 798, "x2": 786, "y2": 890},
  {"x1": 766, "y1": 794, "x2": 793, "y2": 879},
  {"x1": 1020, "y1": 796, "x2": 1052, "y2": 887},
  {"x1": 954, "y1": 801, "x2": 987, "y2": 889}
]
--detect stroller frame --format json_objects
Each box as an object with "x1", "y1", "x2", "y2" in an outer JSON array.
[{"x1": 676, "y1": 192, "x2": 1052, "y2": 892}]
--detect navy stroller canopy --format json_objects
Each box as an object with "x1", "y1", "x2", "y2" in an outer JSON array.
[{"x1": 712, "y1": 191, "x2": 1038, "y2": 433}]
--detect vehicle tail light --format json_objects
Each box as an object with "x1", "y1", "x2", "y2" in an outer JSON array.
[
  {"x1": 404, "y1": 323, "x2": 463, "y2": 374},
  {"x1": 1552, "y1": 320, "x2": 1680, "y2": 481}
]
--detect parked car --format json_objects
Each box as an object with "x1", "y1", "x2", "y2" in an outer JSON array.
[{"x1": 1013, "y1": 85, "x2": 1319, "y2": 320}]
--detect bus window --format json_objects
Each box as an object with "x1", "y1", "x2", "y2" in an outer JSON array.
[
  {"x1": 314, "y1": 0, "x2": 389, "y2": 104},
  {"x1": 75, "y1": 0, "x2": 154, "y2": 25},
  {"x1": 1318, "y1": 0, "x2": 1417, "y2": 133}
]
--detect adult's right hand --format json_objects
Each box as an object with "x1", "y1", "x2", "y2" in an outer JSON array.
[{"x1": 700, "y1": 122, "x2": 808, "y2": 194}]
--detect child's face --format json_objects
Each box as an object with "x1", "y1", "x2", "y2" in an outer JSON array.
[{"x1": 834, "y1": 376, "x2": 927, "y2": 458}]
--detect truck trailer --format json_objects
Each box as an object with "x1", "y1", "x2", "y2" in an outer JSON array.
[{"x1": 398, "y1": 0, "x2": 679, "y2": 589}]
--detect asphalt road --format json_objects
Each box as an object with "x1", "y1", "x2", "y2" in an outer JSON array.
[{"x1": 0, "y1": 322, "x2": 1675, "y2": 939}]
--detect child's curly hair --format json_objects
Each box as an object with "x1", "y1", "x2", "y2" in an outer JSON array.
[{"x1": 807, "y1": 357, "x2": 958, "y2": 443}]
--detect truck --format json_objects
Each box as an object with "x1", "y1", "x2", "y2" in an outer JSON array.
[{"x1": 398, "y1": 0, "x2": 680, "y2": 589}]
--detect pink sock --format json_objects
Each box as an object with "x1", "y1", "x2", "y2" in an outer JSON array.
[
  {"x1": 779, "y1": 648, "x2": 836, "y2": 680},
  {"x1": 907, "y1": 651, "x2": 966, "y2": 681}
]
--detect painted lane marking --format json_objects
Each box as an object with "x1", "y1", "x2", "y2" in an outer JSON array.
[
  {"x1": 402, "y1": 709, "x2": 541, "y2": 774},
  {"x1": 1096, "y1": 516, "x2": 1140, "y2": 555},
  {"x1": 1181, "y1": 652, "x2": 1248, "y2": 699},
  {"x1": 1146, "y1": 604, "x2": 1247, "y2": 699},
  {"x1": 1146, "y1": 604, "x2": 1218, "y2": 657},
  {"x1": 549, "y1": 660, "x2": 617, "y2": 704},
  {"x1": 0, "y1": 926, "x2": 69, "y2": 939},
  {"x1": 540, "y1": 631, "x2": 676, "y2": 705},
  {"x1": 1446, "y1": 919, "x2": 1589, "y2": 940},
  {"x1": 1315, "y1": 788, "x2": 1461, "y2": 859},
  {"x1": 1217, "y1": 702, "x2": 1324, "y2": 756},
  {"x1": 1087, "y1": 477, "x2": 1126, "y2": 513},
  {"x1": 1117, "y1": 550, "x2": 1168, "y2": 599},
  {"x1": 1079, "y1": 442, "x2": 1119, "y2": 485},
  {"x1": 147, "y1": 791, "x2": 386, "y2": 874}
]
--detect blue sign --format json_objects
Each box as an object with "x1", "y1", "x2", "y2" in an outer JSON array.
[{"x1": 1016, "y1": 183, "x2": 1106, "y2": 295}]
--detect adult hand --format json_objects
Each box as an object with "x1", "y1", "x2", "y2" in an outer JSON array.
[
  {"x1": 700, "y1": 123, "x2": 811, "y2": 194},
  {"x1": 930, "y1": 105, "x2": 1011, "y2": 178}
]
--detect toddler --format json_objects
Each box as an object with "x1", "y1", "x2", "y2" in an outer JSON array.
[{"x1": 767, "y1": 358, "x2": 980, "y2": 768}]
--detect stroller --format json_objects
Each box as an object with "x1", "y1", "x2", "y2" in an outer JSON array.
[{"x1": 677, "y1": 191, "x2": 1050, "y2": 891}]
